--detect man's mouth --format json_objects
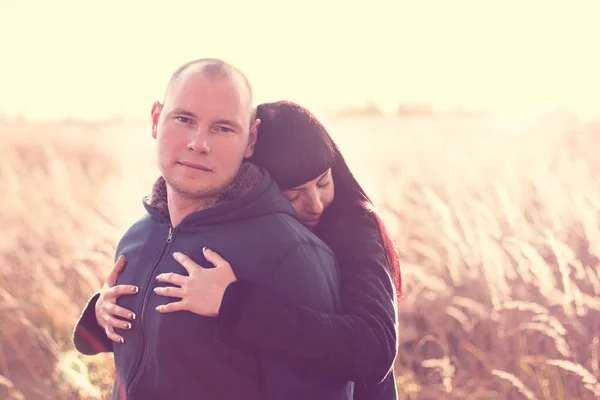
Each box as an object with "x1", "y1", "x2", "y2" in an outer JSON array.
[{"x1": 178, "y1": 161, "x2": 213, "y2": 172}]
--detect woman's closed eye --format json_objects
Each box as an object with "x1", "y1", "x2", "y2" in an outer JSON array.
[
  {"x1": 317, "y1": 180, "x2": 330, "y2": 189},
  {"x1": 283, "y1": 191, "x2": 300, "y2": 202}
]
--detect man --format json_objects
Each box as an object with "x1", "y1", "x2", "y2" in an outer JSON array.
[{"x1": 73, "y1": 58, "x2": 352, "y2": 400}]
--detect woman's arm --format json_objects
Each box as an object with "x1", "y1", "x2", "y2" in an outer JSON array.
[{"x1": 216, "y1": 219, "x2": 398, "y2": 383}]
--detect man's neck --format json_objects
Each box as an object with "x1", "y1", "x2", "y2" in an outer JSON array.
[{"x1": 166, "y1": 188, "x2": 215, "y2": 228}]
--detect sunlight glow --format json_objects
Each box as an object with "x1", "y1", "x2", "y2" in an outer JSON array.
[{"x1": 1, "y1": 0, "x2": 599, "y2": 120}]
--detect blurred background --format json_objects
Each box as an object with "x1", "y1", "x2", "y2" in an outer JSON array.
[{"x1": 1, "y1": 0, "x2": 600, "y2": 398}]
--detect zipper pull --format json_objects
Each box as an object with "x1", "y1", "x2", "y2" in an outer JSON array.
[{"x1": 166, "y1": 226, "x2": 174, "y2": 243}]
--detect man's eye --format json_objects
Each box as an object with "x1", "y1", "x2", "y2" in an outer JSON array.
[
  {"x1": 175, "y1": 116, "x2": 192, "y2": 124},
  {"x1": 216, "y1": 126, "x2": 234, "y2": 133}
]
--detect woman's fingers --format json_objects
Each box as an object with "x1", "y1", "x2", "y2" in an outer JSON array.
[
  {"x1": 101, "y1": 312, "x2": 132, "y2": 331},
  {"x1": 106, "y1": 284, "x2": 139, "y2": 298},
  {"x1": 106, "y1": 255, "x2": 126, "y2": 287},
  {"x1": 98, "y1": 300, "x2": 134, "y2": 343},
  {"x1": 202, "y1": 247, "x2": 237, "y2": 286},
  {"x1": 172, "y1": 252, "x2": 205, "y2": 275},
  {"x1": 95, "y1": 257, "x2": 137, "y2": 343},
  {"x1": 155, "y1": 300, "x2": 186, "y2": 314},
  {"x1": 202, "y1": 247, "x2": 230, "y2": 269},
  {"x1": 153, "y1": 285, "x2": 185, "y2": 298},
  {"x1": 100, "y1": 313, "x2": 131, "y2": 343},
  {"x1": 104, "y1": 326, "x2": 125, "y2": 344},
  {"x1": 155, "y1": 272, "x2": 186, "y2": 286},
  {"x1": 105, "y1": 302, "x2": 136, "y2": 320}
]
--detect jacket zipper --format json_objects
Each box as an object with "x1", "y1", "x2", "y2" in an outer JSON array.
[{"x1": 126, "y1": 224, "x2": 175, "y2": 397}]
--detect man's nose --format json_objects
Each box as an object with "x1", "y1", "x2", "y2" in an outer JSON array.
[{"x1": 187, "y1": 129, "x2": 211, "y2": 153}]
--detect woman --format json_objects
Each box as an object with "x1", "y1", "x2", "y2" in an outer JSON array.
[{"x1": 87, "y1": 101, "x2": 402, "y2": 399}]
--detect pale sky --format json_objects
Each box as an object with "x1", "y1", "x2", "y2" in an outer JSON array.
[{"x1": 1, "y1": 0, "x2": 599, "y2": 121}]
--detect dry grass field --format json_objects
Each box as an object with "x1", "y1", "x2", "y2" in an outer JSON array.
[{"x1": 1, "y1": 111, "x2": 599, "y2": 399}]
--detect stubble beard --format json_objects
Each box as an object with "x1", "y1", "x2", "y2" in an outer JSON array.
[
  {"x1": 166, "y1": 176, "x2": 221, "y2": 203},
  {"x1": 162, "y1": 161, "x2": 244, "y2": 211}
]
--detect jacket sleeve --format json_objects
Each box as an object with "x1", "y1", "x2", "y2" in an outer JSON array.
[
  {"x1": 216, "y1": 221, "x2": 398, "y2": 384},
  {"x1": 72, "y1": 292, "x2": 114, "y2": 355},
  {"x1": 252, "y1": 243, "x2": 352, "y2": 400}
]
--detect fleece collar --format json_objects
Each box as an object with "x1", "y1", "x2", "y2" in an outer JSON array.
[{"x1": 145, "y1": 162, "x2": 263, "y2": 219}]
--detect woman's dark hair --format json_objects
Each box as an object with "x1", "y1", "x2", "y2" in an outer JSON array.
[
  {"x1": 250, "y1": 101, "x2": 336, "y2": 190},
  {"x1": 250, "y1": 101, "x2": 402, "y2": 297}
]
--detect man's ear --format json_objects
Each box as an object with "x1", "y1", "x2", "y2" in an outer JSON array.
[
  {"x1": 151, "y1": 101, "x2": 163, "y2": 139},
  {"x1": 244, "y1": 118, "x2": 261, "y2": 158}
]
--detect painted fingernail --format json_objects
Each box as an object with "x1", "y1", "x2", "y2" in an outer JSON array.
[
  {"x1": 156, "y1": 306, "x2": 162, "y2": 312},
  {"x1": 119, "y1": 338, "x2": 124, "y2": 344},
  {"x1": 131, "y1": 286, "x2": 138, "y2": 293},
  {"x1": 172, "y1": 252, "x2": 180, "y2": 260},
  {"x1": 129, "y1": 313, "x2": 136, "y2": 320},
  {"x1": 124, "y1": 322, "x2": 131, "y2": 329},
  {"x1": 203, "y1": 247, "x2": 209, "y2": 253}
]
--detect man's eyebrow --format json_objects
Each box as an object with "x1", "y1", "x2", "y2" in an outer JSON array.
[
  {"x1": 170, "y1": 108, "x2": 198, "y2": 118},
  {"x1": 214, "y1": 119, "x2": 243, "y2": 130}
]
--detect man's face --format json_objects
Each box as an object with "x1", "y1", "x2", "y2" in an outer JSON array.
[{"x1": 151, "y1": 69, "x2": 259, "y2": 200}]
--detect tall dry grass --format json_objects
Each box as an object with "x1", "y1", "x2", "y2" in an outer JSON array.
[{"x1": 1, "y1": 112, "x2": 599, "y2": 399}]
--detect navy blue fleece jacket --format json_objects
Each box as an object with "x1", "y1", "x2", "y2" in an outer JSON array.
[{"x1": 73, "y1": 165, "x2": 353, "y2": 400}]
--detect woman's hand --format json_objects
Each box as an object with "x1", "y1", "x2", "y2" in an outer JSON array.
[
  {"x1": 95, "y1": 255, "x2": 138, "y2": 344},
  {"x1": 154, "y1": 247, "x2": 237, "y2": 317}
]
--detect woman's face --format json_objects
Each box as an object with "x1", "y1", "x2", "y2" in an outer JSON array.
[{"x1": 280, "y1": 169, "x2": 335, "y2": 230}]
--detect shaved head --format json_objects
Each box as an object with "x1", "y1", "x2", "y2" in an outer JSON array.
[{"x1": 164, "y1": 58, "x2": 256, "y2": 125}]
